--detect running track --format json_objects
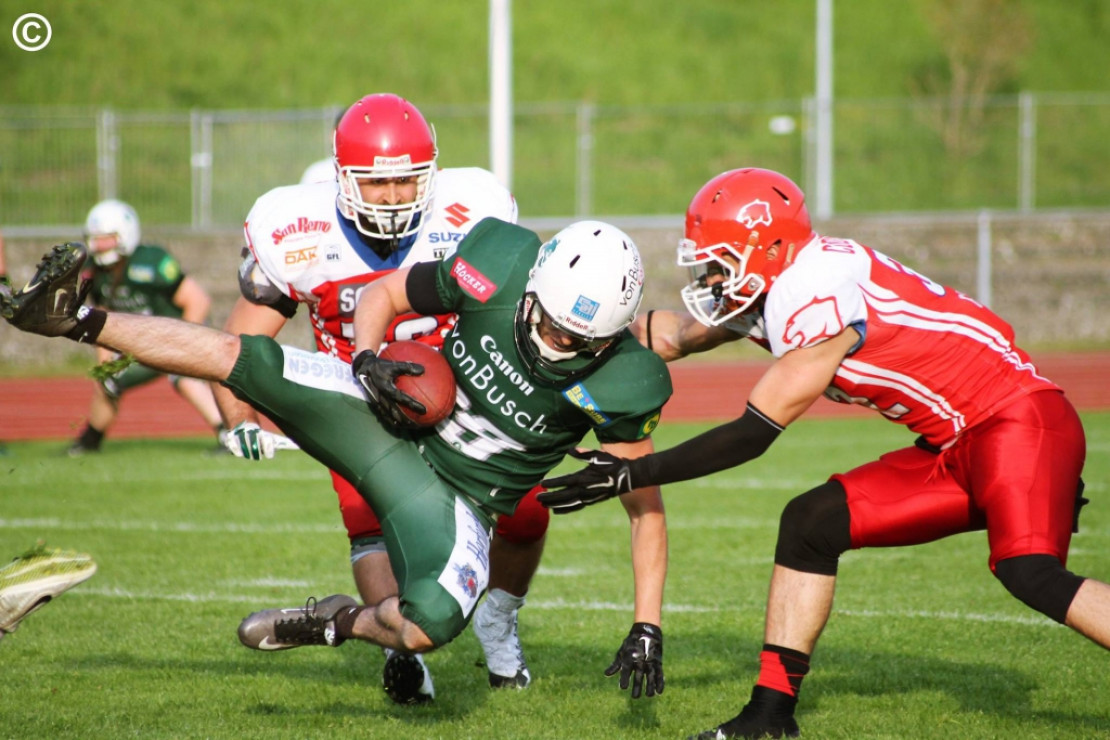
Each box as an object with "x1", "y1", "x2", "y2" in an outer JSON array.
[{"x1": 3, "y1": 352, "x2": 1108, "y2": 442}]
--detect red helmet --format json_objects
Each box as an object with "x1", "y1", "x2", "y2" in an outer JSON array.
[
  {"x1": 333, "y1": 93, "x2": 438, "y2": 240},
  {"x1": 678, "y1": 168, "x2": 815, "y2": 326}
]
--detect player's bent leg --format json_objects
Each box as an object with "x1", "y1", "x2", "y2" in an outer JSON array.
[
  {"x1": 475, "y1": 487, "x2": 548, "y2": 689},
  {"x1": 1062, "y1": 578, "x2": 1110, "y2": 649},
  {"x1": 473, "y1": 587, "x2": 531, "y2": 688},
  {"x1": 348, "y1": 544, "x2": 437, "y2": 705},
  {"x1": 773, "y1": 480, "x2": 852, "y2": 575},
  {"x1": 993, "y1": 554, "x2": 1085, "y2": 624}
]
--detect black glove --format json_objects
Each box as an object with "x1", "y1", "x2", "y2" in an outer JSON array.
[
  {"x1": 606, "y1": 622, "x2": 664, "y2": 698},
  {"x1": 351, "y1": 349, "x2": 427, "y2": 429},
  {"x1": 538, "y1": 448, "x2": 637, "y2": 514}
]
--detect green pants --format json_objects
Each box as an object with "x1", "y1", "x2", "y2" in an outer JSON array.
[
  {"x1": 225, "y1": 335, "x2": 493, "y2": 646},
  {"x1": 103, "y1": 360, "x2": 167, "y2": 399}
]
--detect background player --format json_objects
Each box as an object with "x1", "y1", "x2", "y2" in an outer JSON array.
[
  {"x1": 68, "y1": 199, "x2": 224, "y2": 456},
  {"x1": 212, "y1": 94, "x2": 549, "y2": 702},
  {"x1": 540, "y1": 168, "x2": 1109, "y2": 739}
]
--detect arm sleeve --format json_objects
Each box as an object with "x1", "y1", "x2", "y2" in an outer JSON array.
[
  {"x1": 406, "y1": 261, "x2": 452, "y2": 315},
  {"x1": 630, "y1": 403, "x2": 783, "y2": 486}
]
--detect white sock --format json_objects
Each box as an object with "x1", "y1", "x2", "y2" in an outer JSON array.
[{"x1": 485, "y1": 587, "x2": 525, "y2": 614}]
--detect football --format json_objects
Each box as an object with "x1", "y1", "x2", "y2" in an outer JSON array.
[{"x1": 378, "y1": 340, "x2": 457, "y2": 427}]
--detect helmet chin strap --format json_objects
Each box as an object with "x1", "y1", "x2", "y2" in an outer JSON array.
[
  {"x1": 529, "y1": 324, "x2": 578, "y2": 362},
  {"x1": 526, "y1": 301, "x2": 578, "y2": 362}
]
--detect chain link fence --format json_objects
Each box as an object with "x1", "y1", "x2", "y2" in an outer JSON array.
[
  {"x1": 2, "y1": 92, "x2": 1109, "y2": 230},
  {"x1": 2, "y1": 94, "x2": 1109, "y2": 366}
]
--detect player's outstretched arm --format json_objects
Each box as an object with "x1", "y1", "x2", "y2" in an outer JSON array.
[
  {"x1": 602, "y1": 436, "x2": 667, "y2": 699},
  {"x1": 541, "y1": 328, "x2": 861, "y2": 513},
  {"x1": 632, "y1": 308, "x2": 740, "y2": 361}
]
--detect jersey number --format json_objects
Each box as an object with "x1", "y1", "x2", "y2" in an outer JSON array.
[{"x1": 436, "y1": 388, "x2": 524, "y2": 461}]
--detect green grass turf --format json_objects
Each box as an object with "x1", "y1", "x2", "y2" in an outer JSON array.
[{"x1": 0, "y1": 414, "x2": 1107, "y2": 739}]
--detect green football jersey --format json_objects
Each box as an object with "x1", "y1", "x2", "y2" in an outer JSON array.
[
  {"x1": 90, "y1": 244, "x2": 186, "y2": 318},
  {"x1": 418, "y1": 218, "x2": 673, "y2": 515}
]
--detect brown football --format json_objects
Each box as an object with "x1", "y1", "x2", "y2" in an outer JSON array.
[{"x1": 378, "y1": 340, "x2": 457, "y2": 427}]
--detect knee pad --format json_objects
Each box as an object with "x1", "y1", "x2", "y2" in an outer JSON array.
[
  {"x1": 774, "y1": 481, "x2": 852, "y2": 576},
  {"x1": 994, "y1": 554, "x2": 1085, "y2": 624},
  {"x1": 495, "y1": 488, "x2": 550, "y2": 544}
]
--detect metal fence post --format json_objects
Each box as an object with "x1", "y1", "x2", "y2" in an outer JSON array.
[
  {"x1": 96, "y1": 108, "x2": 117, "y2": 201},
  {"x1": 802, "y1": 96, "x2": 817, "y2": 207},
  {"x1": 190, "y1": 110, "x2": 213, "y2": 229},
  {"x1": 575, "y1": 102, "x2": 594, "y2": 217},
  {"x1": 977, "y1": 209, "x2": 992, "y2": 308},
  {"x1": 1018, "y1": 91, "x2": 1036, "y2": 212}
]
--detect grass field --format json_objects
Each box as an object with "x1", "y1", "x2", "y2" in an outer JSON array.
[{"x1": 1, "y1": 415, "x2": 1108, "y2": 739}]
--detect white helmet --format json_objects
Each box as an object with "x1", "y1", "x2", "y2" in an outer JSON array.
[
  {"x1": 84, "y1": 199, "x2": 141, "y2": 267},
  {"x1": 514, "y1": 220, "x2": 644, "y2": 383}
]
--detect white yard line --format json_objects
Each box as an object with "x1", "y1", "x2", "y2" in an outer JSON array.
[{"x1": 69, "y1": 585, "x2": 1055, "y2": 627}]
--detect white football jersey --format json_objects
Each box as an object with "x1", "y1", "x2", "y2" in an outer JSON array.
[
  {"x1": 243, "y1": 167, "x2": 517, "y2": 360},
  {"x1": 760, "y1": 236, "x2": 1057, "y2": 446}
]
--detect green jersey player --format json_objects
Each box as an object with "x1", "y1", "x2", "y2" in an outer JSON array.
[
  {"x1": 68, "y1": 199, "x2": 224, "y2": 455},
  {"x1": 2, "y1": 217, "x2": 672, "y2": 700}
]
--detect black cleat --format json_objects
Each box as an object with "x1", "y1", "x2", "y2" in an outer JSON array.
[
  {"x1": 382, "y1": 650, "x2": 435, "y2": 704},
  {"x1": 1, "y1": 243, "x2": 92, "y2": 337},
  {"x1": 689, "y1": 686, "x2": 800, "y2": 739}
]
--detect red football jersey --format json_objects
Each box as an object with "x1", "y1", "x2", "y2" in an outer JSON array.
[{"x1": 764, "y1": 236, "x2": 1059, "y2": 447}]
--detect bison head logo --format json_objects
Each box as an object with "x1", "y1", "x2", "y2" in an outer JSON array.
[{"x1": 737, "y1": 199, "x2": 773, "y2": 229}]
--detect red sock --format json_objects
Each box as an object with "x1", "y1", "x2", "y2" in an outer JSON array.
[{"x1": 754, "y1": 644, "x2": 810, "y2": 698}]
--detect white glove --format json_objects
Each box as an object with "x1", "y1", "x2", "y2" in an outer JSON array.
[{"x1": 222, "y1": 422, "x2": 299, "y2": 460}]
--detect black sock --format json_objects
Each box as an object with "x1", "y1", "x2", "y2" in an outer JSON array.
[
  {"x1": 76, "y1": 425, "x2": 105, "y2": 450},
  {"x1": 333, "y1": 605, "x2": 364, "y2": 639},
  {"x1": 65, "y1": 307, "x2": 107, "y2": 344}
]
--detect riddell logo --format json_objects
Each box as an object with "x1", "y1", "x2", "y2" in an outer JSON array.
[
  {"x1": 444, "y1": 202, "x2": 471, "y2": 227},
  {"x1": 271, "y1": 217, "x2": 332, "y2": 244},
  {"x1": 737, "y1": 199, "x2": 773, "y2": 229},
  {"x1": 451, "y1": 258, "x2": 497, "y2": 302}
]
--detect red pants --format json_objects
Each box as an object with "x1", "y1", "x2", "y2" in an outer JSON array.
[
  {"x1": 834, "y1": 391, "x2": 1086, "y2": 570},
  {"x1": 331, "y1": 469, "x2": 549, "y2": 544}
]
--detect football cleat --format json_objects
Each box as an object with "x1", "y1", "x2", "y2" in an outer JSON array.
[
  {"x1": 473, "y1": 594, "x2": 531, "y2": 689},
  {"x1": 66, "y1": 440, "x2": 101, "y2": 457},
  {"x1": 0, "y1": 543, "x2": 97, "y2": 638},
  {"x1": 382, "y1": 649, "x2": 435, "y2": 704},
  {"x1": 0, "y1": 243, "x2": 92, "y2": 337},
  {"x1": 237, "y1": 594, "x2": 356, "y2": 650},
  {"x1": 688, "y1": 686, "x2": 800, "y2": 739}
]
